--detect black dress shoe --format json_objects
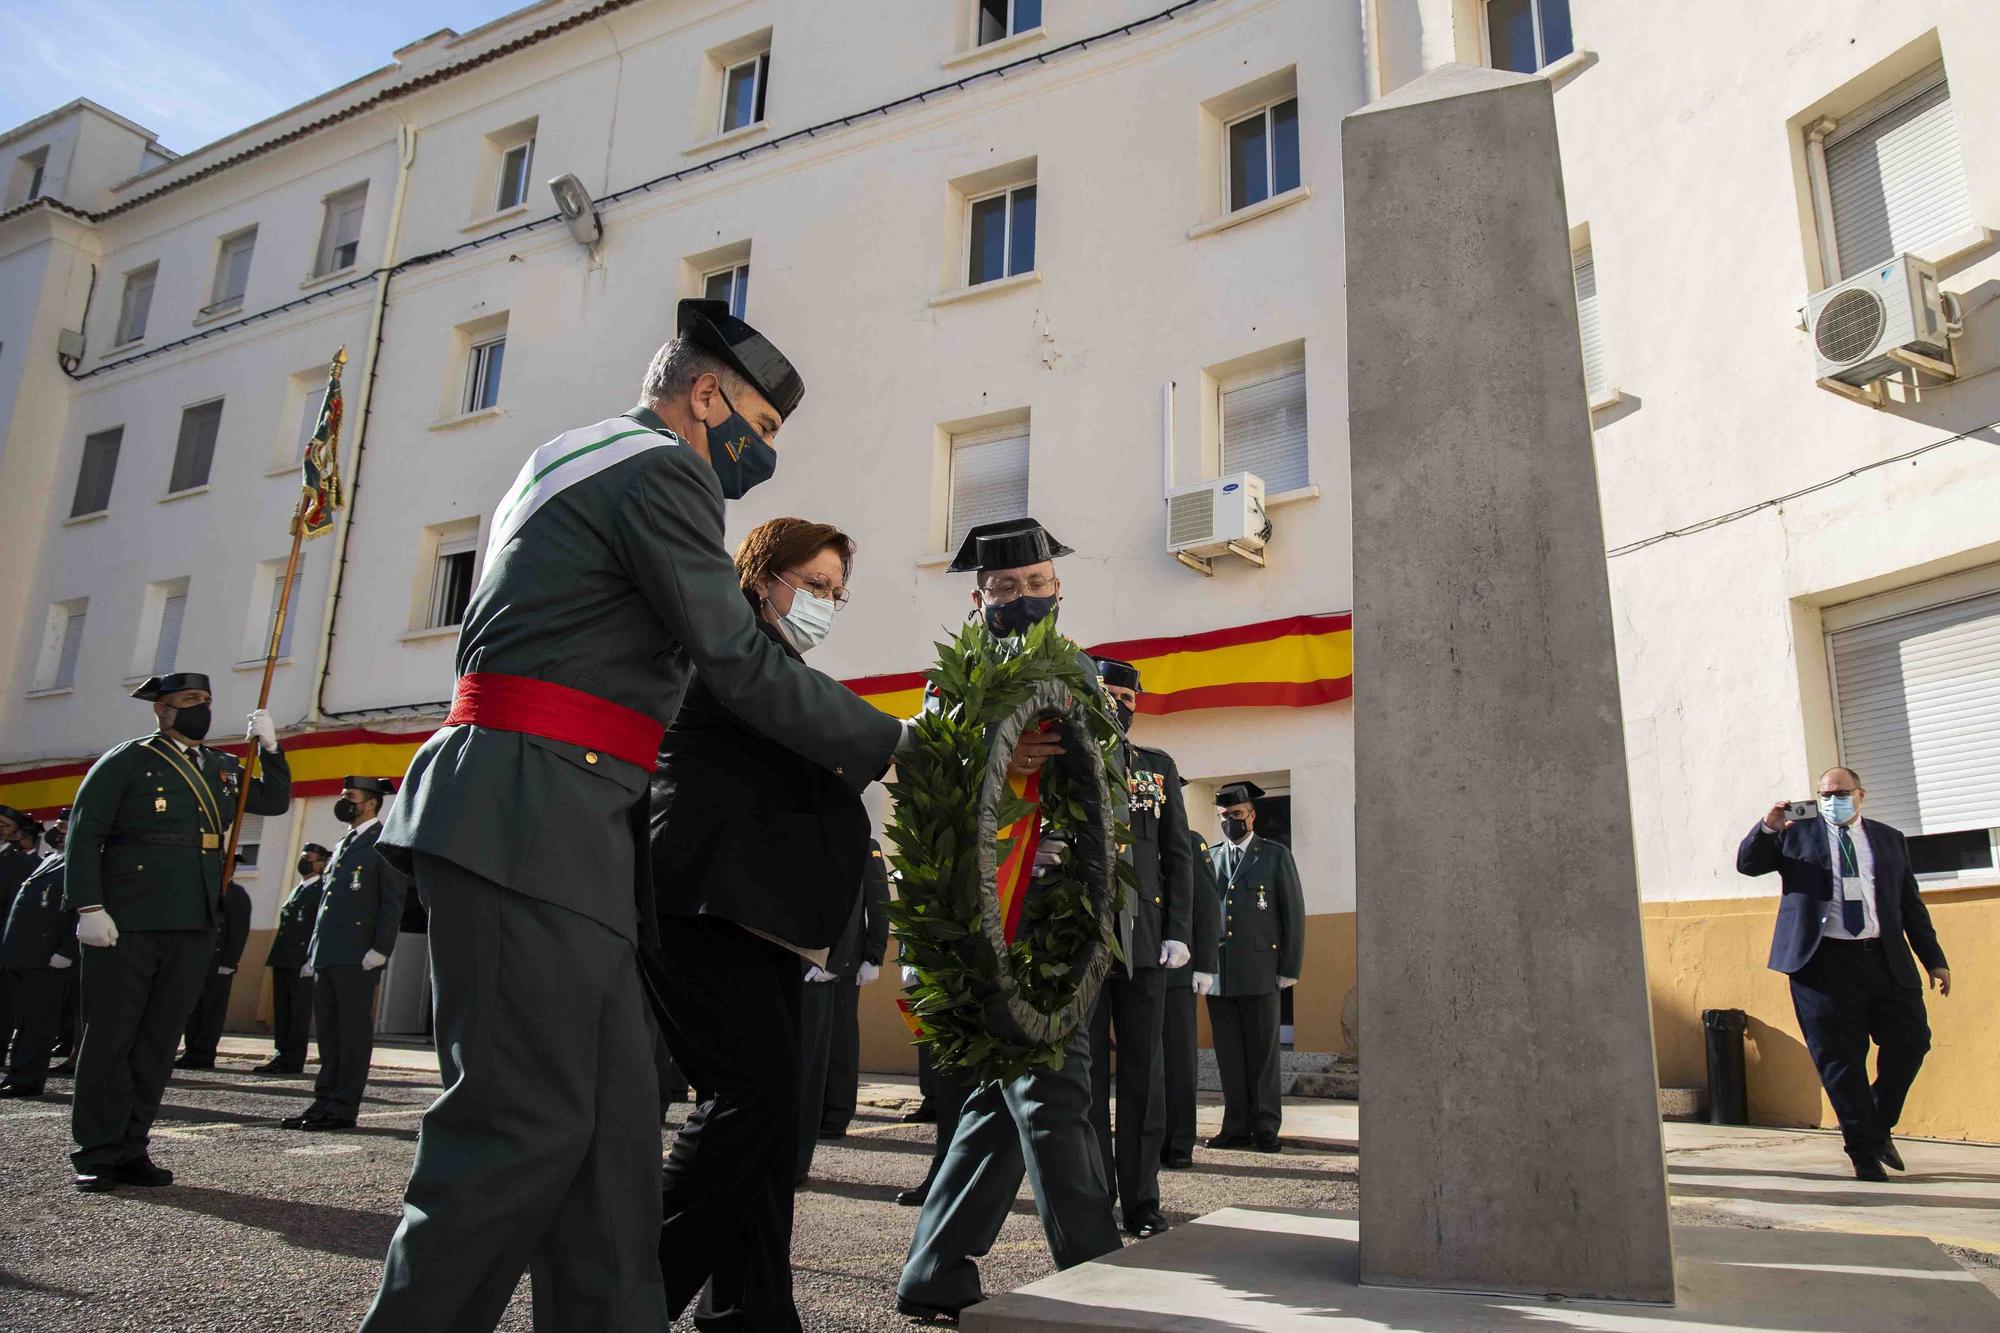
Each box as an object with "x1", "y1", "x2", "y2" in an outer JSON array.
[
  {"x1": 301, "y1": 1116, "x2": 358, "y2": 1132},
  {"x1": 1160, "y1": 1151, "x2": 1194, "y2": 1170},
  {"x1": 48, "y1": 1059, "x2": 77, "y2": 1077},
  {"x1": 73, "y1": 1170, "x2": 115, "y2": 1193},
  {"x1": 113, "y1": 1157, "x2": 174, "y2": 1187},
  {"x1": 818, "y1": 1125, "x2": 848, "y2": 1141},
  {"x1": 1850, "y1": 1153, "x2": 1889, "y2": 1182},
  {"x1": 901, "y1": 1102, "x2": 937, "y2": 1124},
  {"x1": 278, "y1": 1112, "x2": 316, "y2": 1129},
  {"x1": 0, "y1": 1081, "x2": 46, "y2": 1098},
  {"x1": 172, "y1": 1056, "x2": 214, "y2": 1071},
  {"x1": 252, "y1": 1060, "x2": 303, "y2": 1075},
  {"x1": 1254, "y1": 1134, "x2": 1282, "y2": 1154},
  {"x1": 1880, "y1": 1139, "x2": 1905, "y2": 1172},
  {"x1": 896, "y1": 1186, "x2": 930, "y2": 1207},
  {"x1": 1125, "y1": 1212, "x2": 1168, "y2": 1239},
  {"x1": 1205, "y1": 1133, "x2": 1252, "y2": 1150},
  {"x1": 896, "y1": 1294, "x2": 973, "y2": 1325}
]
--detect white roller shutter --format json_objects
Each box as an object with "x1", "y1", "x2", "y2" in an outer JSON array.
[
  {"x1": 1829, "y1": 587, "x2": 2000, "y2": 836},
  {"x1": 153, "y1": 592, "x2": 187, "y2": 674},
  {"x1": 1220, "y1": 364, "x2": 1309, "y2": 494},
  {"x1": 947, "y1": 424, "x2": 1030, "y2": 552},
  {"x1": 1573, "y1": 248, "x2": 1606, "y2": 401},
  {"x1": 1825, "y1": 65, "x2": 1973, "y2": 279}
]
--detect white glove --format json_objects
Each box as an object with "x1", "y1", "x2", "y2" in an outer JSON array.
[
  {"x1": 51, "y1": 953, "x2": 74, "y2": 970},
  {"x1": 361, "y1": 948, "x2": 388, "y2": 971},
  {"x1": 1158, "y1": 939, "x2": 1190, "y2": 969},
  {"x1": 77, "y1": 909, "x2": 119, "y2": 949},
  {"x1": 804, "y1": 965, "x2": 837, "y2": 983},
  {"x1": 1192, "y1": 971, "x2": 1215, "y2": 997},
  {"x1": 218, "y1": 966, "x2": 236, "y2": 976},
  {"x1": 856, "y1": 961, "x2": 881, "y2": 987},
  {"x1": 247, "y1": 708, "x2": 279, "y2": 752},
  {"x1": 900, "y1": 964, "x2": 919, "y2": 987},
  {"x1": 1278, "y1": 975, "x2": 1298, "y2": 990},
  {"x1": 300, "y1": 964, "x2": 314, "y2": 978},
  {"x1": 1032, "y1": 834, "x2": 1066, "y2": 879}
]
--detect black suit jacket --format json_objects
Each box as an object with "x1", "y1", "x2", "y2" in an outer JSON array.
[
  {"x1": 1736, "y1": 816, "x2": 1947, "y2": 988},
  {"x1": 1122, "y1": 744, "x2": 1193, "y2": 971},
  {"x1": 825, "y1": 840, "x2": 892, "y2": 977},
  {"x1": 650, "y1": 617, "x2": 872, "y2": 953},
  {"x1": 211, "y1": 881, "x2": 251, "y2": 970}
]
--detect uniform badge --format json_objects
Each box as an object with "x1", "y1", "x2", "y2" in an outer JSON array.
[
  {"x1": 1257, "y1": 888, "x2": 1269, "y2": 911},
  {"x1": 154, "y1": 796, "x2": 168, "y2": 813},
  {"x1": 1127, "y1": 769, "x2": 1167, "y2": 815}
]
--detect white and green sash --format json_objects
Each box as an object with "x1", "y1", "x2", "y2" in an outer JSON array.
[{"x1": 485, "y1": 415, "x2": 679, "y2": 568}]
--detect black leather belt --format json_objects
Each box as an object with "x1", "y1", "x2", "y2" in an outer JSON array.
[
  {"x1": 109, "y1": 831, "x2": 220, "y2": 850},
  {"x1": 1818, "y1": 936, "x2": 1882, "y2": 949}
]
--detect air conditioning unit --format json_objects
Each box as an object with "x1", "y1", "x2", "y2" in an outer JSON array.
[
  {"x1": 1806, "y1": 254, "x2": 1953, "y2": 390},
  {"x1": 1167, "y1": 472, "x2": 1268, "y2": 574}
]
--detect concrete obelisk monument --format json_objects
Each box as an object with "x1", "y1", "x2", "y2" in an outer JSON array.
[{"x1": 1345, "y1": 64, "x2": 1675, "y2": 1301}]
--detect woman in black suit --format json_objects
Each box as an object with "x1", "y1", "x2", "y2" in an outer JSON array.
[{"x1": 651, "y1": 516, "x2": 870, "y2": 1332}]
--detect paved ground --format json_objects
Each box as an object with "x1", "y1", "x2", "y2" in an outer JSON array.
[{"x1": 2, "y1": 1039, "x2": 1995, "y2": 1328}]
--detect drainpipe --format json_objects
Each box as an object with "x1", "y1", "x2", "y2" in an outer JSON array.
[
  {"x1": 305, "y1": 115, "x2": 417, "y2": 727},
  {"x1": 1804, "y1": 117, "x2": 1841, "y2": 288}
]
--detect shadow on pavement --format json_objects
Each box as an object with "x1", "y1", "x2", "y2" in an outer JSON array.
[{"x1": 120, "y1": 1184, "x2": 398, "y2": 1261}]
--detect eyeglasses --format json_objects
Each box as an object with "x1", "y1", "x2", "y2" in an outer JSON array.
[
  {"x1": 980, "y1": 575, "x2": 1060, "y2": 602},
  {"x1": 1818, "y1": 788, "x2": 1859, "y2": 799},
  {"x1": 780, "y1": 572, "x2": 849, "y2": 609}
]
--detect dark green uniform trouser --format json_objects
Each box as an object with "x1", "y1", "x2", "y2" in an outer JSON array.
[
  {"x1": 1208, "y1": 991, "x2": 1282, "y2": 1139},
  {"x1": 795, "y1": 977, "x2": 837, "y2": 1184},
  {"x1": 180, "y1": 964, "x2": 234, "y2": 1061},
  {"x1": 1087, "y1": 968, "x2": 1168, "y2": 1224},
  {"x1": 821, "y1": 975, "x2": 861, "y2": 1132},
  {"x1": 1160, "y1": 983, "x2": 1198, "y2": 1158},
  {"x1": 309, "y1": 964, "x2": 380, "y2": 1119},
  {"x1": 71, "y1": 929, "x2": 213, "y2": 1171},
  {"x1": 269, "y1": 964, "x2": 312, "y2": 1066},
  {"x1": 362, "y1": 855, "x2": 666, "y2": 1333},
  {"x1": 7, "y1": 967, "x2": 70, "y2": 1088},
  {"x1": 897, "y1": 1022, "x2": 1123, "y2": 1309}
]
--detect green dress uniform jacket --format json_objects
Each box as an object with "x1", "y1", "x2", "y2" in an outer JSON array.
[
  {"x1": 2, "y1": 854, "x2": 74, "y2": 969},
  {"x1": 0, "y1": 845, "x2": 34, "y2": 930},
  {"x1": 1208, "y1": 835, "x2": 1305, "y2": 997},
  {"x1": 62, "y1": 737, "x2": 292, "y2": 928},
  {"x1": 264, "y1": 876, "x2": 324, "y2": 971},
  {"x1": 1122, "y1": 745, "x2": 1193, "y2": 969},
  {"x1": 380, "y1": 409, "x2": 902, "y2": 947},
  {"x1": 308, "y1": 823, "x2": 405, "y2": 968}
]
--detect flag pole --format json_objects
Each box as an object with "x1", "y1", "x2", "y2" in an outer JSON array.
[{"x1": 221, "y1": 347, "x2": 347, "y2": 877}]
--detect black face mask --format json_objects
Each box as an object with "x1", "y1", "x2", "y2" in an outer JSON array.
[
  {"x1": 1113, "y1": 701, "x2": 1136, "y2": 732},
  {"x1": 47, "y1": 828, "x2": 67, "y2": 852},
  {"x1": 333, "y1": 797, "x2": 360, "y2": 824},
  {"x1": 1222, "y1": 815, "x2": 1250, "y2": 841},
  {"x1": 298, "y1": 855, "x2": 320, "y2": 877},
  {"x1": 983, "y1": 593, "x2": 1059, "y2": 638},
  {"x1": 170, "y1": 702, "x2": 213, "y2": 741},
  {"x1": 704, "y1": 385, "x2": 778, "y2": 500}
]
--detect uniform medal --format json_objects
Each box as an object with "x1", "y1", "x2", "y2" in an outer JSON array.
[
  {"x1": 155, "y1": 795, "x2": 168, "y2": 813},
  {"x1": 1257, "y1": 888, "x2": 1269, "y2": 911}
]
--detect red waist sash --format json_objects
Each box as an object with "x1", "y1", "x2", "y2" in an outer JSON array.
[{"x1": 444, "y1": 672, "x2": 664, "y2": 770}]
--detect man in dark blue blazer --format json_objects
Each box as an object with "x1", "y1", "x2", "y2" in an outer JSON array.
[{"x1": 1737, "y1": 766, "x2": 1951, "y2": 1181}]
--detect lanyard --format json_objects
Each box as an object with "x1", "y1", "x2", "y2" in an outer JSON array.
[{"x1": 143, "y1": 737, "x2": 222, "y2": 835}]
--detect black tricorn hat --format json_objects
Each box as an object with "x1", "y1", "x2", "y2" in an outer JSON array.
[
  {"x1": 131, "y1": 672, "x2": 212, "y2": 701},
  {"x1": 947, "y1": 517, "x2": 1074, "y2": 574},
  {"x1": 0, "y1": 805, "x2": 23, "y2": 824},
  {"x1": 302, "y1": 842, "x2": 332, "y2": 858},
  {"x1": 1094, "y1": 657, "x2": 1142, "y2": 692},
  {"x1": 57, "y1": 806, "x2": 73, "y2": 822},
  {"x1": 677, "y1": 299, "x2": 805, "y2": 420},
  {"x1": 342, "y1": 776, "x2": 396, "y2": 796},
  {"x1": 1214, "y1": 781, "x2": 1266, "y2": 808}
]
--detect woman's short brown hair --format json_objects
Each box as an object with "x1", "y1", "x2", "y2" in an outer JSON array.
[{"x1": 735, "y1": 517, "x2": 855, "y2": 598}]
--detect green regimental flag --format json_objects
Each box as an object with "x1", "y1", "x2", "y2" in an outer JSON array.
[{"x1": 298, "y1": 347, "x2": 348, "y2": 538}]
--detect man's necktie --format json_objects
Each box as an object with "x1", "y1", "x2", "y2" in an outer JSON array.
[{"x1": 1837, "y1": 826, "x2": 1865, "y2": 934}]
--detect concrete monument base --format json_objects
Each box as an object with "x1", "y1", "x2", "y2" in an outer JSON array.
[{"x1": 962, "y1": 1208, "x2": 2000, "y2": 1331}]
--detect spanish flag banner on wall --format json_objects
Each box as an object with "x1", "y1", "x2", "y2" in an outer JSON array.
[{"x1": 0, "y1": 613, "x2": 1352, "y2": 817}]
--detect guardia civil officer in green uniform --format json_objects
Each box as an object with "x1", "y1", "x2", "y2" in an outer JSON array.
[
  {"x1": 897, "y1": 518, "x2": 1125, "y2": 1324},
  {"x1": 63, "y1": 672, "x2": 291, "y2": 1191},
  {"x1": 254, "y1": 841, "x2": 328, "y2": 1075},
  {"x1": 1205, "y1": 781, "x2": 1305, "y2": 1152},
  {"x1": 1161, "y1": 808, "x2": 1220, "y2": 1168},
  {"x1": 177, "y1": 861, "x2": 251, "y2": 1068},
  {"x1": 1, "y1": 809, "x2": 73, "y2": 1096},
  {"x1": 362, "y1": 301, "x2": 903, "y2": 1333},
  {"x1": 0, "y1": 805, "x2": 38, "y2": 1057},
  {"x1": 1086, "y1": 658, "x2": 1193, "y2": 1238},
  {"x1": 286, "y1": 778, "x2": 404, "y2": 1130}
]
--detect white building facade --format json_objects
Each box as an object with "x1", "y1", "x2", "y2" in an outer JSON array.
[{"x1": 3, "y1": 0, "x2": 1997, "y2": 1139}]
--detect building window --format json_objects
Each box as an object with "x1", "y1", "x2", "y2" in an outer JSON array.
[
  {"x1": 1227, "y1": 97, "x2": 1300, "y2": 213},
  {"x1": 1573, "y1": 245, "x2": 1607, "y2": 402},
  {"x1": 1486, "y1": 0, "x2": 1573, "y2": 74},
  {"x1": 71, "y1": 427, "x2": 122, "y2": 517},
  {"x1": 250, "y1": 562, "x2": 305, "y2": 662},
  {"x1": 7, "y1": 147, "x2": 47, "y2": 207},
  {"x1": 205, "y1": 227, "x2": 256, "y2": 316},
  {"x1": 235, "y1": 814, "x2": 264, "y2": 871},
  {"x1": 464, "y1": 336, "x2": 506, "y2": 414},
  {"x1": 116, "y1": 265, "x2": 156, "y2": 345},
  {"x1": 427, "y1": 531, "x2": 479, "y2": 630},
  {"x1": 496, "y1": 136, "x2": 535, "y2": 212},
  {"x1": 169, "y1": 400, "x2": 224, "y2": 494},
  {"x1": 153, "y1": 587, "x2": 189, "y2": 675},
  {"x1": 314, "y1": 185, "x2": 368, "y2": 276},
  {"x1": 703, "y1": 263, "x2": 751, "y2": 318},
  {"x1": 1220, "y1": 361, "x2": 1309, "y2": 494},
  {"x1": 1826, "y1": 570, "x2": 2000, "y2": 880},
  {"x1": 33, "y1": 599, "x2": 87, "y2": 692},
  {"x1": 967, "y1": 184, "x2": 1037, "y2": 286},
  {"x1": 720, "y1": 49, "x2": 770, "y2": 134},
  {"x1": 1819, "y1": 64, "x2": 1973, "y2": 281},
  {"x1": 947, "y1": 421, "x2": 1030, "y2": 552},
  {"x1": 977, "y1": 0, "x2": 1041, "y2": 45}
]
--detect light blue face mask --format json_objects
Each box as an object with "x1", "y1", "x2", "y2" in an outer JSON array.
[{"x1": 1819, "y1": 794, "x2": 1857, "y2": 825}]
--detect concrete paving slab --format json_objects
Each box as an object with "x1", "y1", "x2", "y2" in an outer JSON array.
[{"x1": 962, "y1": 1208, "x2": 2000, "y2": 1331}]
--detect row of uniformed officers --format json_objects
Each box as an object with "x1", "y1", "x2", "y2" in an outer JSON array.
[{"x1": 0, "y1": 671, "x2": 408, "y2": 1189}]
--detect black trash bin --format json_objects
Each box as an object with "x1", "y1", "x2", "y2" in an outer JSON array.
[{"x1": 1702, "y1": 1008, "x2": 1748, "y2": 1125}]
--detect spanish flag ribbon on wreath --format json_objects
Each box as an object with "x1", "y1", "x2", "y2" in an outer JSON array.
[{"x1": 297, "y1": 347, "x2": 348, "y2": 538}]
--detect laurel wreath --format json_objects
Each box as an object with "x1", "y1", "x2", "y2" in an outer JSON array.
[{"x1": 884, "y1": 618, "x2": 1134, "y2": 1084}]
